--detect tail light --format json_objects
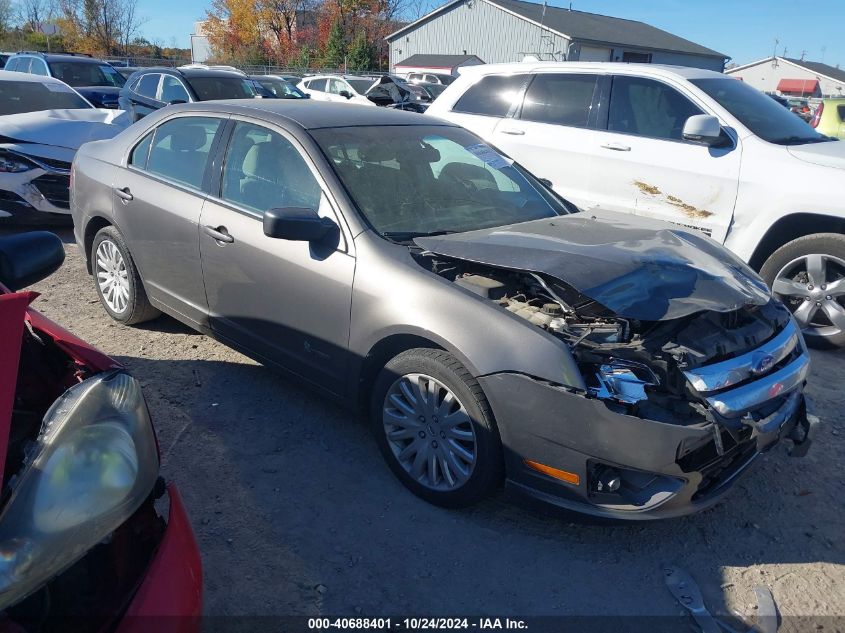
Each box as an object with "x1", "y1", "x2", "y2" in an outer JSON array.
[{"x1": 810, "y1": 103, "x2": 824, "y2": 128}]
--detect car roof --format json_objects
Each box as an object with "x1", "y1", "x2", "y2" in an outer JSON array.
[
  {"x1": 167, "y1": 99, "x2": 454, "y2": 130},
  {"x1": 132, "y1": 66, "x2": 249, "y2": 79},
  {"x1": 16, "y1": 52, "x2": 106, "y2": 64},
  {"x1": 458, "y1": 61, "x2": 727, "y2": 81},
  {"x1": 0, "y1": 69, "x2": 72, "y2": 85}
]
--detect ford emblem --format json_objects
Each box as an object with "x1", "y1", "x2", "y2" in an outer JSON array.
[{"x1": 751, "y1": 352, "x2": 775, "y2": 375}]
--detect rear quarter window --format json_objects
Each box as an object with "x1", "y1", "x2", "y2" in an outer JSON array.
[{"x1": 452, "y1": 74, "x2": 527, "y2": 117}]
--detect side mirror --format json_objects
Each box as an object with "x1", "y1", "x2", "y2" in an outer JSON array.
[
  {"x1": 339, "y1": 90, "x2": 353, "y2": 99},
  {"x1": 0, "y1": 232, "x2": 64, "y2": 291},
  {"x1": 263, "y1": 207, "x2": 338, "y2": 242},
  {"x1": 682, "y1": 114, "x2": 723, "y2": 146}
]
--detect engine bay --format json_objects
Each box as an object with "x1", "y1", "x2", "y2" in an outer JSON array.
[{"x1": 422, "y1": 255, "x2": 793, "y2": 425}]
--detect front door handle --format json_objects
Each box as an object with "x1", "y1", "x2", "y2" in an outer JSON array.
[
  {"x1": 601, "y1": 142, "x2": 631, "y2": 151},
  {"x1": 203, "y1": 225, "x2": 234, "y2": 244},
  {"x1": 500, "y1": 128, "x2": 525, "y2": 136},
  {"x1": 114, "y1": 187, "x2": 133, "y2": 201}
]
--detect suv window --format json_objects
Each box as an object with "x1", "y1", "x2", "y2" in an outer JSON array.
[
  {"x1": 329, "y1": 79, "x2": 348, "y2": 95},
  {"x1": 607, "y1": 75, "x2": 703, "y2": 141},
  {"x1": 306, "y1": 78, "x2": 327, "y2": 92},
  {"x1": 186, "y1": 76, "x2": 255, "y2": 101},
  {"x1": 136, "y1": 73, "x2": 161, "y2": 99},
  {"x1": 14, "y1": 58, "x2": 33, "y2": 73},
  {"x1": 29, "y1": 58, "x2": 49, "y2": 76},
  {"x1": 4, "y1": 58, "x2": 18, "y2": 71},
  {"x1": 145, "y1": 117, "x2": 222, "y2": 189},
  {"x1": 221, "y1": 121, "x2": 321, "y2": 215},
  {"x1": 160, "y1": 76, "x2": 190, "y2": 103},
  {"x1": 520, "y1": 73, "x2": 597, "y2": 127},
  {"x1": 49, "y1": 62, "x2": 125, "y2": 87},
  {"x1": 453, "y1": 74, "x2": 527, "y2": 117}
]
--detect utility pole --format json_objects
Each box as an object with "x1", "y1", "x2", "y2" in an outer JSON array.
[
  {"x1": 772, "y1": 38, "x2": 779, "y2": 66},
  {"x1": 821, "y1": 45, "x2": 827, "y2": 62}
]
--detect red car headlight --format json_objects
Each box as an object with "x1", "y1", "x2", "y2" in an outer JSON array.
[{"x1": 0, "y1": 372, "x2": 159, "y2": 609}]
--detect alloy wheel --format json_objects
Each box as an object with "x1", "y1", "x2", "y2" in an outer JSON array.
[
  {"x1": 95, "y1": 239, "x2": 130, "y2": 314},
  {"x1": 382, "y1": 373, "x2": 477, "y2": 491},
  {"x1": 771, "y1": 253, "x2": 845, "y2": 341}
]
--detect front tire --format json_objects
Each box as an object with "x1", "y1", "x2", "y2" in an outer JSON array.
[
  {"x1": 760, "y1": 233, "x2": 845, "y2": 349},
  {"x1": 91, "y1": 226, "x2": 160, "y2": 325},
  {"x1": 371, "y1": 348, "x2": 503, "y2": 508}
]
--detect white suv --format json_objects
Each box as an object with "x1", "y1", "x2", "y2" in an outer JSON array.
[
  {"x1": 428, "y1": 62, "x2": 845, "y2": 348},
  {"x1": 300, "y1": 75, "x2": 377, "y2": 105}
]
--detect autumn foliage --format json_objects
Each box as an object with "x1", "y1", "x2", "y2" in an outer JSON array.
[{"x1": 204, "y1": 0, "x2": 408, "y2": 69}]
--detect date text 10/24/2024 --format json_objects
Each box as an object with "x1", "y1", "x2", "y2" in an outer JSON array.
[{"x1": 308, "y1": 618, "x2": 529, "y2": 630}]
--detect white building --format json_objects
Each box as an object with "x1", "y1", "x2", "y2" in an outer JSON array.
[{"x1": 726, "y1": 56, "x2": 845, "y2": 98}]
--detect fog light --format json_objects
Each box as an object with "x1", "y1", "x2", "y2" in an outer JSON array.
[{"x1": 595, "y1": 468, "x2": 621, "y2": 493}]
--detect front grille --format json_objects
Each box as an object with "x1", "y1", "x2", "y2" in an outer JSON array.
[
  {"x1": 31, "y1": 174, "x2": 70, "y2": 209},
  {"x1": 682, "y1": 319, "x2": 808, "y2": 418},
  {"x1": 691, "y1": 439, "x2": 757, "y2": 501}
]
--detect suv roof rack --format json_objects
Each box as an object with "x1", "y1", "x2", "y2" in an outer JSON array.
[{"x1": 16, "y1": 50, "x2": 92, "y2": 57}]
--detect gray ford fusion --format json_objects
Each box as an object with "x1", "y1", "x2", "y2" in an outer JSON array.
[{"x1": 70, "y1": 101, "x2": 815, "y2": 519}]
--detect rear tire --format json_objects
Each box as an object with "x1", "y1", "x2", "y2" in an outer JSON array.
[
  {"x1": 91, "y1": 226, "x2": 160, "y2": 325},
  {"x1": 760, "y1": 233, "x2": 845, "y2": 349},
  {"x1": 371, "y1": 348, "x2": 503, "y2": 508}
]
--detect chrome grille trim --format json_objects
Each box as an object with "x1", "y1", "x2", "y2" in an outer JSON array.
[
  {"x1": 704, "y1": 353, "x2": 809, "y2": 418},
  {"x1": 683, "y1": 320, "x2": 800, "y2": 393}
]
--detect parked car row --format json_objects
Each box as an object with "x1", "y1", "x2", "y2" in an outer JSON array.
[{"x1": 0, "y1": 53, "x2": 835, "y2": 627}]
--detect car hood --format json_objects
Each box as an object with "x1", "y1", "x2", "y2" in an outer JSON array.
[
  {"x1": 0, "y1": 108, "x2": 131, "y2": 151},
  {"x1": 415, "y1": 210, "x2": 771, "y2": 321},
  {"x1": 787, "y1": 139, "x2": 845, "y2": 170}
]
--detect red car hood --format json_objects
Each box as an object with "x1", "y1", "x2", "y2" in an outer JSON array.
[{"x1": 0, "y1": 286, "x2": 120, "y2": 489}]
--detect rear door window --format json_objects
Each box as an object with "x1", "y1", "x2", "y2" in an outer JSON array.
[
  {"x1": 144, "y1": 117, "x2": 222, "y2": 189},
  {"x1": 306, "y1": 78, "x2": 327, "y2": 92},
  {"x1": 29, "y1": 59, "x2": 49, "y2": 76},
  {"x1": 607, "y1": 75, "x2": 703, "y2": 141},
  {"x1": 452, "y1": 74, "x2": 528, "y2": 117},
  {"x1": 519, "y1": 73, "x2": 598, "y2": 127},
  {"x1": 16, "y1": 58, "x2": 33, "y2": 73}
]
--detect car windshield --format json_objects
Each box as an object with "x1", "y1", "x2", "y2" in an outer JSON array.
[
  {"x1": 346, "y1": 79, "x2": 373, "y2": 94},
  {"x1": 49, "y1": 62, "x2": 125, "y2": 87},
  {"x1": 690, "y1": 77, "x2": 831, "y2": 145},
  {"x1": 311, "y1": 125, "x2": 567, "y2": 239},
  {"x1": 187, "y1": 76, "x2": 256, "y2": 101},
  {"x1": 0, "y1": 80, "x2": 91, "y2": 114},
  {"x1": 256, "y1": 77, "x2": 306, "y2": 98}
]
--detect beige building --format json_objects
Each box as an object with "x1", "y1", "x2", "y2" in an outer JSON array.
[{"x1": 727, "y1": 56, "x2": 845, "y2": 98}]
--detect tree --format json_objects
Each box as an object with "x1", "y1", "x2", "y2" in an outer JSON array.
[
  {"x1": 19, "y1": 0, "x2": 55, "y2": 31},
  {"x1": 346, "y1": 31, "x2": 373, "y2": 70},
  {"x1": 321, "y1": 17, "x2": 345, "y2": 68}
]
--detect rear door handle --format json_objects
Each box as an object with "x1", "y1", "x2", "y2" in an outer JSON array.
[
  {"x1": 500, "y1": 128, "x2": 525, "y2": 136},
  {"x1": 203, "y1": 225, "x2": 234, "y2": 244},
  {"x1": 114, "y1": 187, "x2": 133, "y2": 201},
  {"x1": 601, "y1": 142, "x2": 631, "y2": 151}
]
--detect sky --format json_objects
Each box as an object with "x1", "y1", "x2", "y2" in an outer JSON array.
[{"x1": 138, "y1": 0, "x2": 844, "y2": 68}]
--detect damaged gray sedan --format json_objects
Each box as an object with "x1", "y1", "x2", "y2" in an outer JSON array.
[{"x1": 71, "y1": 101, "x2": 816, "y2": 519}]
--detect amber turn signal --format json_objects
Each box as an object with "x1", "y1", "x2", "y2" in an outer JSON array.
[{"x1": 524, "y1": 460, "x2": 580, "y2": 485}]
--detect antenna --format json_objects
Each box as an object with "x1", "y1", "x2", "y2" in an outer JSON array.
[
  {"x1": 800, "y1": 49, "x2": 807, "y2": 61},
  {"x1": 772, "y1": 37, "x2": 779, "y2": 66}
]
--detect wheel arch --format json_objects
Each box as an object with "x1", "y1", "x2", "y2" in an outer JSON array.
[
  {"x1": 749, "y1": 212, "x2": 845, "y2": 271},
  {"x1": 355, "y1": 333, "x2": 450, "y2": 419},
  {"x1": 83, "y1": 215, "x2": 113, "y2": 273}
]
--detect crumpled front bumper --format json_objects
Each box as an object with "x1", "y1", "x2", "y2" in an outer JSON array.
[
  {"x1": 479, "y1": 372, "x2": 816, "y2": 520},
  {"x1": 116, "y1": 484, "x2": 203, "y2": 633},
  {"x1": 0, "y1": 170, "x2": 71, "y2": 220}
]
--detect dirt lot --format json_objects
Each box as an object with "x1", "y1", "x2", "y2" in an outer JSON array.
[{"x1": 16, "y1": 230, "x2": 845, "y2": 627}]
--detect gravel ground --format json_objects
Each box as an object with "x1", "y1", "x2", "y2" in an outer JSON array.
[{"x1": 14, "y1": 230, "x2": 845, "y2": 628}]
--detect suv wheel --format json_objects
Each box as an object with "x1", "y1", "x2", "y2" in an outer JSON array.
[
  {"x1": 371, "y1": 348, "x2": 503, "y2": 508},
  {"x1": 91, "y1": 226, "x2": 160, "y2": 325},
  {"x1": 760, "y1": 233, "x2": 845, "y2": 349}
]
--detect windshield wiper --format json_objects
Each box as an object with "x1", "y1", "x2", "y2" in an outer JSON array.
[
  {"x1": 770, "y1": 135, "x2": 832, "y2": 145},
  {"x1": 382, "y1": 229, "x2": 460, "y2": 243}
]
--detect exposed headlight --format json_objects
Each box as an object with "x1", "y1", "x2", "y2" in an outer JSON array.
[
  {"x1": 591, "y1": 359, "x2": 659, "y2": 405},
  {"x1": 0, "y1": 372, "x2": 158, "y2": 609},
  {"x1": 0, "y1": 152, "x2": 35, "y2": 173}
]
